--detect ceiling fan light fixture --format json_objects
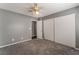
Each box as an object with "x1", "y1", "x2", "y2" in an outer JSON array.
[
  {"x1": 32, "y1": 3, "x2": 40, "y2": 15},
  {"x1": 33, "y1": 10, "x2": 39, "y2": 15},
  {"x1": 35, "y1": 11, "x2": 39, "y2": 15}
]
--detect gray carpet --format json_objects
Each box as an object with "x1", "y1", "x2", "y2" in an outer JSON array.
[{"x1": 0, "y1": 39, "x2": 79, "y2": 55}]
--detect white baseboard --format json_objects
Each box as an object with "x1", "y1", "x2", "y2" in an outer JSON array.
[
  {"x1": 0, "y1": 39, "x2": 31, "y2": 48},
  {"x1": 74, "y1": 48, "x2": 79, "y2": 50}
]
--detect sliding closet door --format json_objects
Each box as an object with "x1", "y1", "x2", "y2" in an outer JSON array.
[
  {"x1": 55, "y1": 14, "x2": 75, "y2": 48},
  {"x1": 37, "y1": 21, "x2": 42, "y2": 39},
  {"x1": 44, "y1": 19, "x2": 54, "y2": 41}
]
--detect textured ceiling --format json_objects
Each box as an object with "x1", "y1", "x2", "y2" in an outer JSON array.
[{"x1": 0, "y1": 3, "x2": 78, "y2": 18}]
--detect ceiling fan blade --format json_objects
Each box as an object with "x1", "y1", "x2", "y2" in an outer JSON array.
[{"x1": 28, "y1": 9, "x2": 33, "y2": 12}]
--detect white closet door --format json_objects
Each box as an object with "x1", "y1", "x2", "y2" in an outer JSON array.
[
  {"x1": 37, "y1": 21, "x2": 42, "y2": 39},
  {"x1": 55, "y1": 14, "x2": 75, "y2": 48},
  {"x1": 44, "y1": 19, "x2": 54, "y2": 41}
]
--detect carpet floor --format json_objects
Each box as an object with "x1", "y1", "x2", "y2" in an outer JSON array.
[{"x1": 0, "y1": 39, "x2": 79, "y2": 55}]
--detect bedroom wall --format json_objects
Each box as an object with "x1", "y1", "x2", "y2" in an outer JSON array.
[
  {"x1": 0, "y1": 9, "x2": 35, "y2": 47},
  {"x1": 75, "y1": 6, "x2": 79, "y2": 48}
]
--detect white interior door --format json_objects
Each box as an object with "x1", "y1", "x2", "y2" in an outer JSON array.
[
  {"x1": 55, "y1": 14, "x2": 76, "y2": 48},
  {"x1": 37, "y1": 21, "x2": 42, "y2": 39},
  {"x1": 44, "y1": 19, "x2": 54, "y2": 41}
]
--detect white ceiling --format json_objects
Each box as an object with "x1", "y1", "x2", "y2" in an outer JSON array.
[{"x1": 0, "y1": 3, "x2": 78, "y2": 18}]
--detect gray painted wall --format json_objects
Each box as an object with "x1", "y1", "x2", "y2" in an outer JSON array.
[
  {"x1": 75, "y1": 6, "x2": 79, "y2": 48},
  {"x1": 0, "y1": 9, "x2": 35, "y2": 46}
]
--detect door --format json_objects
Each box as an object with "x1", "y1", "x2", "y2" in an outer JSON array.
[
  {"x1": 37, "y1": 21, "x2": 42, "y2": 39},
  {"x1": 55, "y1": 14, "x2": 75, "y2": 48},
  {"x1": 32, "y1": 21, "x2": 37, "y2": 39},
  {"x1": 44, "y1": 19, "x2": 54, "y2": 41}
]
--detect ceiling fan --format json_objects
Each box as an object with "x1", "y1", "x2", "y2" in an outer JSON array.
[
  {"x1": 23, "y1": 3, "x2": 41, "y2": 15},
  {"x1": 31, "y1": 3, "x2": 40, "y2": 15}
]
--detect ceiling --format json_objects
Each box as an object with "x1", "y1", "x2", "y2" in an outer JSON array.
[{"x1": 0, "y1": 3, "x2": 78, "y2": 18}]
